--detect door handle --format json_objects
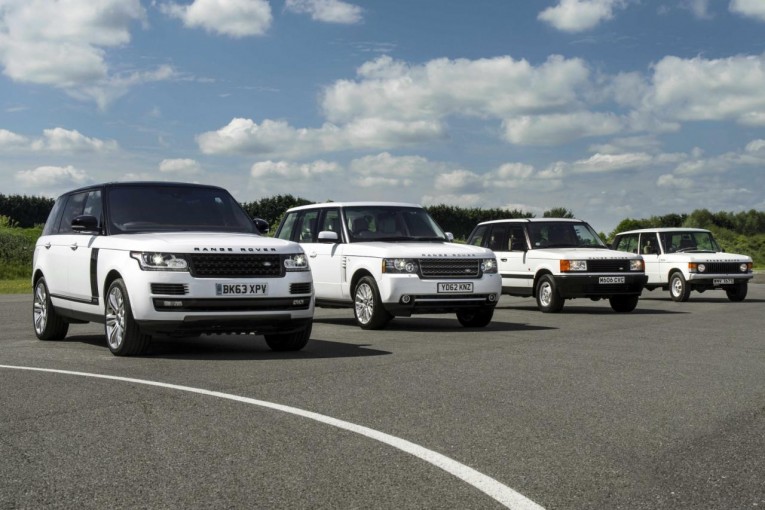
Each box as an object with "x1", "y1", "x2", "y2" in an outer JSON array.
[
  {"x1": 70, "y1": 243, "x2": 78, "y2": 251},
  {"x1": 309, "y1": 252, "x2": 317, "y2": 258},
  {"x1": 501, "y1": 258, "x2": 507, "y2": 262},
  {"x1": 44, "y1": 242, "x2": 51, "y2": 249}
]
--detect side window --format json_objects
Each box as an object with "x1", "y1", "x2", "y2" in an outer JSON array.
[
  {"x1": 614, "y1": 234, "x2": 638, "y2": 254},
  {"x1": 297, "y1": 210, "x2": 320, "y2": 243},
  {"x1": 639, "y1": 233, "x2": 659, "y2": 255},
  {"x1": 487, "y1": 225, "x2": 509, "y2": 251},
  {"x1": 42, "y1": 197, "x2": 67, "y2": 236},
  {"x1": 82, "y1": 190, "x2": 103, "y2": 226},
  {"x1": 319, "y1": 208, "x2": 343, "y2": 240},
  {"x1": 508, "y1": 226, "x2": 527, "y2": 250},
  {"x1": 276, "y1": 212, "x2": 299, "y2": 241},
  {"x1": 468, "y1": 225, "x2": 488, "y2": 247},
  {"x1": 57, "y1": 192, "x2": 89, "y2": 234}
]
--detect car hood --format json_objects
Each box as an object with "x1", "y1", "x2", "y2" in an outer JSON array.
[
  {"x1": 100, "y1": 232, "x2": 302, "y2": 254},
  {"x1": 528, "y1": 247, "x2": 641, "y2": 259},
  {"x1": 662, "y1": 251, "x2": 752, "y2": 263},
  {"x1": 343, "y1": 241, "x2": 494, "y2": 258}
]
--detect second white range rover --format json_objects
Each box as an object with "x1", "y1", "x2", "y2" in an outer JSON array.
[{"x1": 275, "y1": 202, "x2": 501, "y2": 329}]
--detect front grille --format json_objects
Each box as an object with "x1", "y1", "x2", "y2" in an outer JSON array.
[
  {"x1": 150, "y1": 283, "x2": 188, "y2": 295},
  {"x1": 702, "y1": 262, "x2": 747, "y2": 274},
  {"x1": 587, "y1": 259, "x2": 634, "y2": 273},
  {"x1": 189, "y1": 254, "x2": 284, "y2": 278},
  {"x1": 290, "y1": 282, "x2": 312, "y2": 295},
  {"x1": 419, "y1": 258, "x2": 481, "y2": 279}
]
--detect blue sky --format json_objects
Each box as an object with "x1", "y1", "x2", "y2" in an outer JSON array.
[{"x1": 1, "y1": 0, "x2": 765, "y2": 233}]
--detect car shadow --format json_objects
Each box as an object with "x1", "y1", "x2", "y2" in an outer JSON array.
[
  {"x1": 314, "y1": 316, "x2": 557, "y2": 332},
  {"x1": 63, "y1": 333, "x2": 391, "y2": 360},
  {"x1": 500, "y1": 304, "x2": 688, "y2": 315}
]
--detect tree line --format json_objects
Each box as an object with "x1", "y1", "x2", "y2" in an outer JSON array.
[{"x1": 2, "y1": 192, "x2": 764, "y2": 241}]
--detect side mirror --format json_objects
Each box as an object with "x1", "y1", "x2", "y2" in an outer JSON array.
[
  {"x1": 71, "y1": 215, "x2": 100, "y2": 233},
  {"x1": 253, "y1": 218, "x2": 269, "y2": 234},
  {"x1": 318, "y1": 230, "x2": 339, "y2": 243},
  {"x1": 445, "y1": 232, "x2": 454, "y2": 242}
]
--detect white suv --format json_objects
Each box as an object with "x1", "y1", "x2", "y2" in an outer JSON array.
[
  {"x1": 612, "y1": 228, "x2": 753, "y2": 302},
  {"x1": 467, "y1": 218, "x2": 647, "y2": 312},
  {"x1": 275, "y1": 202, "x2": 501, "y2": 329},
  {"x1": 32, "y1": 182, "x2": 314, "y2": 356}
]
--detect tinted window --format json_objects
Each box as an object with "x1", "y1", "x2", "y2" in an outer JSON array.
[
  {"x1": 58, "y1": 192, "x2": 89, "y2": 234},
  {"x1": 319, "y1": 208, "x2": 343, "y2": 240},
  {"x1": 106, "y1": 185, "x2": 256, "y2": 234},
  {"x1": 42, "y1": 197, "x2": 66, "y2": 236},
  {"x1": 639, "y1": 233, "x2": 660, "y2": 254}
]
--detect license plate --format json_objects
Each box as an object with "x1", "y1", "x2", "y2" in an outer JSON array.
[
  {"x1": 713, "y1": 278, "x2": 734, "y2": 285},
  {"x1": 437, "y1": 282, "x2": 474, "y2": 293},
  {"x1": 599, "y1": 276, "x2": 625, "y2": 284},
  {"x1": 215, "y1": 283, "x2": 268, "y2": 296}
]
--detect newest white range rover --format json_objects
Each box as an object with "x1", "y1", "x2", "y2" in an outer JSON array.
[
  {"x1": 32, "y1": 182, "x2": 314, "y2": 356},
  {"x1": 275, "y1": 202, "x2": 501, "y2": 329},
  {"x1": 611, "y1": 228, "x2": 753, "y2": 302}
]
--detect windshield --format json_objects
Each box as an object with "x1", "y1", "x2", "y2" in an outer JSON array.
[
  {"x1": 660, "y1": 231, "x2": 720, "y2": 253},
  {"x1": 343, "y1": 206, "x2": 447, "y2": 242},
  {"x1": 528, "y1": 222, "x2": 606, "y2": 249},
  {"x1": 107, "y1": 185, "x2": 257, "y2": 234}
]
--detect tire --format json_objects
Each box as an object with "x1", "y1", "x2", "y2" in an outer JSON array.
[
  {"x1": 32, "y1": 277, "x2": 69, "y2": 340},
  {"x1": 456, "y1": 307, "x2": 494, "y2": 327},
  {"x1": 104, "y1": 279, "x2": 150, "y2": 356},
  {"x1": 609, "y1": 295, "x2": 639, "y2": 313},
  {"x1": 536, "y1": 274, "x2": 564, "y2": 313},
  {"x1": 353, "y1": 276, "x2": 392, "y2": 329},
  {"x1": 726, "y1": 283, "x2": 748, "y2": 302},
  {"x1": 669, "y1": 272, "x2": 691, "y2": 302},
  {"x1": 264, "y1": 322, "x2": 312, "y2": 352}
]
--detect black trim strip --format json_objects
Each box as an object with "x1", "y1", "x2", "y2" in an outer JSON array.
[
  {"x1": 500, "y1": 272, "x2": 534, "y2": 279},
  {"x1": 51, "y1": 293, "x2": 98, "y2": 305},
  {"x1": 90, "y1": 248, "x2": 99, "y2": 305}
]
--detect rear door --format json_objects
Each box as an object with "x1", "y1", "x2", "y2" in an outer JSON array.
[{"x1": 490, "y1": 223, "x2": 532, "y2": 296}]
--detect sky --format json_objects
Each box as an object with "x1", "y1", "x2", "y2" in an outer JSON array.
[{"x1": 1, "y1": 0, "x2": 765, "y2": 234}]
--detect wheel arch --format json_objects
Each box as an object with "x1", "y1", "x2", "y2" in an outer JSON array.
[
  {"x1": 102, "y1": 270, "x2": 124, "y2": 306},
  {"x1": 350, "y1": 268, "x2": 375, "y2": 294},
  {"x1": 533, "y1": 269, "x2": 553, "y2": 297}
]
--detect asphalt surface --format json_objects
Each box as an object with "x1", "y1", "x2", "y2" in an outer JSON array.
[{"x1": 1, "y1": 284, "x2": 764, "y2": 509}]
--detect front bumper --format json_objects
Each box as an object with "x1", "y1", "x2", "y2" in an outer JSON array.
[
  {"x1": 554, "y1": 273, "x2": 648, "y2": 298},
  {"x1": 687, "y1": 273, "x2": 753, "y2": 287},
  {"x1": 377, "y1": 273, "x2": 502, "y2": 316}
]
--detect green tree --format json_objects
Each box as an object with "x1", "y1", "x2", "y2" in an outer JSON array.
[{"x1": 543, "y1": 207, "x2": 575, "y2": 218}]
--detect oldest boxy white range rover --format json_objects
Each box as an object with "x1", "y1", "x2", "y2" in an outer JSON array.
[{"x1": 32, "y1": 182, "x2": 314, "y2": 356}]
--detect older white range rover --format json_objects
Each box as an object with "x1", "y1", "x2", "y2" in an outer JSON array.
[
  {"x1": 275, "y1": 202, "x2": 501, "y2": 329},
  {"x1": 32, "y1": 182, "x2": 314, "y2": 356},
  {"x1": 612, "y1": 228, "x2": 753, "y2": 302},
  {"x1": 467, "y1": 218, "x2": 647, "y2": 313}
]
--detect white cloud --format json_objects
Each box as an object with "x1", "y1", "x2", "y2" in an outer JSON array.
[
  {"x1": 284, "y1": 0, "x2": 363, "y2": 24},
  {"x1": 685, "y1": 0, "x2": 712, "y2": 19},
  {"x1": 0, "y1": 127, "x2": 117, "y2": 152},
  {"x1": 502, "y1": 112, "x2": 624, "y2": 145},
  {"x1": 657, "y1": 174, "x2": 694, "y2": 189},
  {"x1": 568, "y1": 152, "x2": 653, "y2": 174},
  {"x1": 538, "y1": 0, "x2": 628, "y2": 32},
  {"x1": 434, "y1": 169, "x2": 483, "y2": 192},
  {"x1": 15, "y1": 165, "x2": 90, "y2": 188},
  {"x1": 730, "y1": 0, "x2": 765, "y2": 21},
  {"x1": 159, "y1": 158, "x2": 202, "y2": 175},
  {"x1": 250, "y1": 160, "x2": 340, "y2": 179},
  {"x1": 162, "y1": 0, "x2": 272, "y2": 37}
]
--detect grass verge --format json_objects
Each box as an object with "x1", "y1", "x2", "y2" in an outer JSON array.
[{"x1": 0, "y1": 279, "x2": 31, "y2": 294}]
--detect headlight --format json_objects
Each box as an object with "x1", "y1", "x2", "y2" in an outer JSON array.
[
  {"x1": 130, "y1": 252, "x2": 188, "y2": 271},
  {"x1": 741, "y1": 263, "x2": 752, "y2": 272},
  {"x1": 697, "y1": 263, "x2": 706, "y2": 273},
  {"x1": 383, "y1": 258, "x2": 419, "y2": 274},
  {"x1": 284, "y1": 253, "x2": 309, "y2": 271},
  {"x1": 481, "y1": 258, "x2": 498, "y2": 273},
  {"x1": 630, "y1": 259, "x2": 644, "y2": 271},
  {"x1": 560, "y1": 260, "x2": 587, "y2": 272}
]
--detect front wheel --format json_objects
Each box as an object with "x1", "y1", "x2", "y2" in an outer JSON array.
[
  {"x1": 353, "y1": 276, "x2": 392, "y2": 330},
  {"x1": 726, "y1": 283, "x2": 748, "y2": 302},
  {"x1": 609, "y1": 295, "x2": 639, "y2": 313},
  {"x1": 264, "y1": 322, "x2": 312, "y2": 352},
  {"x1": 456, "y1": 307, "x2": 494, "y2": 328},
  {"x1": 105, "y1": 279, "x2": 150, "y2": 356},
  {"x1": 536, "y1": 274, "x2": 564, "y2": 313},
  {"x1": 669, "y1": 272, "x2": 691, "y2": 302},
  {"x1": 33, "y1": 277, "x2": 69, "y2": 340}
]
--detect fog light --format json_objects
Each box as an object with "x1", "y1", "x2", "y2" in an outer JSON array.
[
  {"x1": 162, "y1": 300, "x2": 183, "y2": 307},
  {"x1": 401, "y1": 295, "x2": 411, "y2": 304},
  {"x1": 488, "y1": 294, "x2": 497, "y2": 302}
]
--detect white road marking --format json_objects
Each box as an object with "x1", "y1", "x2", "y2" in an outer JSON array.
[{"x1": 0, "y1": 364, "x2": 544, "y2": 509}]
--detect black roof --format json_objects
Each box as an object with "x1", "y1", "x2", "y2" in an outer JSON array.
[{"x1": 59, "y1": 181, "x2": 227, "y2": 197}]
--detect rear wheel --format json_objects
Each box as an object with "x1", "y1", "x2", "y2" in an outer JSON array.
[
  {"x1": 264, "y1": 322, "x2": 312, "y2": 351},
  {"x1": 726, "y1": 283, "x2": 748, "y2": 302},
  {"x1": 456, "y1": 307, "x2": 494, "y2": 327},
  {"x1": 536, "y1": 274, "x2": 564, "y2": 313},
  {"x1": 33, "y1": 277, "x2": 69, "y2": 340},
  {"x1": 105, "y1": 279, "x2": 150, "y2": 356},
  {"x1": 669, "y1": 272, "x2": 691, "y2": 302},
  {"x1": 609, "y1": 295, "x2": 639, "y2": 313},
  {"x1": 353, "y1": 276, "x2": 392, "y2": 330}
]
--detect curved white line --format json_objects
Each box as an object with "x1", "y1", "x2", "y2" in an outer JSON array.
[{"x1": 0, "y1": 364, "x2": 544, "y2": 510}]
